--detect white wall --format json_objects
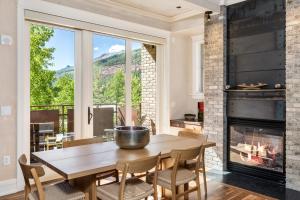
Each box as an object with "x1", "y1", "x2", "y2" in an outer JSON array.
[{"x1": 169, "y1": 34, "x2": 200, "y2": 120}]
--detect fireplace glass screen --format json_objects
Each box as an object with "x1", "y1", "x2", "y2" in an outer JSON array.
[{"x1": 229, "y1": 124, "x2": 284, "y2": 173}]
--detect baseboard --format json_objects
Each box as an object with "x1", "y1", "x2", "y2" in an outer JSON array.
[{"x1": 0, "y1": 178, "x2": 20, "y2": 197}]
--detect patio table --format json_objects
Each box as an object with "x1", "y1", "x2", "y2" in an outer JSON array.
[{"x1": 32, "y1": 134, "x2": 216, "y2": 200}]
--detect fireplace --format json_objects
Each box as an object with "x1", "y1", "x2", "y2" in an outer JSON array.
[
  {"x1": 228, "y1": 119, "x2": 285, "y2": 183},
  {"x1": 226, "y1": 0, "x2": 286, "y2": 184}
]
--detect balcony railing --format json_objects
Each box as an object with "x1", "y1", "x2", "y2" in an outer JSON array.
[{"x1": 30, "y1": 104, "x2": 119, "y2": 133}]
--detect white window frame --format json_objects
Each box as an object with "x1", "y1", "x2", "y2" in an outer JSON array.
[
  {"x1": 16, "y1": 0, "x2": 170, "y2": 193},
  {"x1": 191, "y1": 35, "x2": 204, "y2": 100}
]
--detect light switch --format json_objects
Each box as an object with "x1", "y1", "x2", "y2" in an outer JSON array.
[
  {"x1": 3, "y1": 155, "x2": 11, "y2": 166},
  {"x1": 1, "y1": 106, "x2": 12, "y2": 116},
  {"x1": 0, "y1": 34, "x2": 13, "y2": 46}
]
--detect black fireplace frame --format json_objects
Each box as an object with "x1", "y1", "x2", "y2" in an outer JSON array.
[
  {"x1": 227, "y1": 118, "x2": 286, "y2": 184},
  {"x1": 225, "y1": 0, "x2": 286, "y2": 184}
]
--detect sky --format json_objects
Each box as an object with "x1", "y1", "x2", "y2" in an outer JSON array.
[{"x1": 45, "y1": 28, "x2": 141, "y2": 71}]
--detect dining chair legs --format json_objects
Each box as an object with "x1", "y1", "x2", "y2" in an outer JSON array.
[
  {"x1": 203, "y1": 169, "x2": 207, "y2": 195},
  {"x1": 161, "y1": 187, "x2": 165, "y2": 198},
  {"x1": 24, "y1": 185, "x2": 30, "y2": 200},
  {"x1": 184, "y1": 183, "x2": 189, "y2": 200},
  {"x1": 171, "y1": 185, "x2": 177, "y2": 200},
  {"x1": 196, "y1": 176, "x2": 201, "y2": 200}
]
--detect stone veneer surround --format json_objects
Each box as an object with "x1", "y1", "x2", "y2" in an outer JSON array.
[
  {"x1": 286, "y1": 0, "x2": 300, "y2": 191},
  {"x1": 141, "y1": 44, "x2": 157, "y2": 131},
  {"x1": 203, "y1": 8, "x2": 226, "y2": 171},
  {"x1": 203, "y1": 1, "x2": 300, "y2": 191}
]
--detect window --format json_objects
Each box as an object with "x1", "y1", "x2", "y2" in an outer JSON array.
[{"x1": 191, "y1": 35, "x2": 204, "y2": 99}]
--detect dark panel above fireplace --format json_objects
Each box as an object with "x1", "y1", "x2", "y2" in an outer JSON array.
[{"x1": 227, "y1": 0, "x2": 286, "y2": 89}]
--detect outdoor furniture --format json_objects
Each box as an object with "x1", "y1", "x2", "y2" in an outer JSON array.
[
  {"x1": 156, "y1": 146, "x2": 202, "y2": 200},
  {"x1": 93, "y1": 107, "x2": 114, "y2": 138},
  {"x1": 18, "y1": 154, "x2": 85, "y2": 200},
  {"x1": 30, "y1": 110, "x2": 60, "y2": 133},
  {"x1": 97, "y1": 153, "x2": 161, "y2": 200},
  {"x1": 178, "y1": 131, "x2": 208, "y2": 195},
  {"x1": 63, "y1": 137, "x2": 119, "y2": 186},
  {"x1": 45, "y1": 134, "x2": 64, "y2": 150},
  {"x1": 32, "y1": 134, "x2": 216, "y2": 200},
  {"x1": 31, "y1": 122, "x2": 55, "y2": 152},
  {"x1": 67, "y1": 109, "x2": 74, "y2": 133}
]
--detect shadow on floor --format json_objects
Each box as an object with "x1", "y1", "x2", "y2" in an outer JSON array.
[{"x1": 207, "y1": 170, "x2": 300, "y2": 200}]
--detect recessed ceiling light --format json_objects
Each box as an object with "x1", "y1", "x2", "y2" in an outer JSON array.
[{"x1": 176, "y1": 6, "x2": 182, "y2": 9}]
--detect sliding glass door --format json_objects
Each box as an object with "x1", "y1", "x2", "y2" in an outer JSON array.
[
  {"x1": 92, "y1": 34, "x2": 126, "y2": 139},
  {"x1": 27, "y1": 21, "x2": 158, "y2": 146},
  {"x1": 29, "y1": 23, "x2": 77, "y2": 152},
  {"x1": 90, "y1": 34, "x2": 157, "y2": 140}
]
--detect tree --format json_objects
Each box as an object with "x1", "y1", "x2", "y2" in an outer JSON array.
[
  {"x1": 30, "y1": 25, "x2": 56, "y2": 106},
  {"x1": 54, "y1": 74, "x2": 74, "y2": 104},
  {"x1": 131, "y1": 70, "x2": 141, "y2": 108},
  {"x1": 104, "y1": 69, "x2": 125, "y2": 105}
]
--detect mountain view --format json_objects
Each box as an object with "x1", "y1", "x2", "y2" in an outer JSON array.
[
  {"x1": 55, "y1": 48, "x2": 141, "y2": 78},
  {"x1": 30, "y1": 24, "x2": 142, "y2": 110}
]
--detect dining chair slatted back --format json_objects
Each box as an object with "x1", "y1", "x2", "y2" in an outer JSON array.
[
  {"x1": 116, "y1": 153, "x2": 161, "y2": 174},
  {"x1": 63, "y1": 137, "x2": 104, "y2": 148},
  {"x1": 116, "y1": 153, "x2": 161, "y2": 200},
  {"x1": 156, "y1": 147, "x2": 202, "y2": 200},
  {"x1": 170, "y1": 146, "x2": 202, "y2": 172},
  {"x1": 178, "y1": 130, "x2": 208, "y2": 196},
  {"x1": 18, "y1": 154, "x2": 45, "y2": 199}
]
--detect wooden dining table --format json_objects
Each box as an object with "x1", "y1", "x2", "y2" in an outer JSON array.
[{"x1": 32, "y1": 134, "x2": 216, "y2": 200}]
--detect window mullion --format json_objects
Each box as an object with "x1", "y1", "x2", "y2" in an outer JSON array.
[{"x1": 125, "y1": 40, "x2": 132, "y2": 126}]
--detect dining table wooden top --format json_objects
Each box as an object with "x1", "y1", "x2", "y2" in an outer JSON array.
[{"x1": 32, "y1": 134, "x2": 216, "y2": 180}]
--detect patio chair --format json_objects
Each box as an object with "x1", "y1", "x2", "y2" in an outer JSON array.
[
  {"x1": 45, "y1": 134, "x2": 64, "y2": 150},
  {"x1": 63, "y1": 137, "x2": 119, "y2": 186},
  {"x1": 156, "y1": 146, "x2": 202, "y2": 200},
  {"x1": 97, "y1": 153, "x2": 161, "y2": 200},
  {"x1": 18, "y1": 154, "x2": 85, "y2": 200},
  {"x1": 93, "y1": 107, "x2": 114, "y2": 139},
  {"x1": 178, "y1": 131, "x2": 208, "y2": 195}
]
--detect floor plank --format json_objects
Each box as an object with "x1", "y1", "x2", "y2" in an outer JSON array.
[{"x1": 0, "y1": 174, "x2": 277, "y2": 200}]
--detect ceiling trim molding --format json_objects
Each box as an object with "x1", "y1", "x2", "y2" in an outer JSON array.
[
  {"x1": 86, "y1": 0, "x2": 173, "y2": 22},
  {"x1": 184, "y1": 0, "x2": 219, "y2": 12},
  {"x1": 223, "y1": 0, "x2": 246, "y2": 5},
  {"x1": 171, "y1": 10, "x2": 203, "y2": 22},
  {"x1": 84, "y1": 0, "x2": 206, "y2": 22}
]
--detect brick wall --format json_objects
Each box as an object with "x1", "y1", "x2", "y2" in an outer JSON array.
[
  {"x1": 141, "y1": 44, "x2": 156, "y2": 131},
  {"x1": 202, "y1": 1, "x2": 300, "y2": 191},
  {"x1": 286, "y1": 0, "x2": 300, "y2": 191},
  {"x1": 203, "y1": 8, "x2": 226, "y2": 170}
]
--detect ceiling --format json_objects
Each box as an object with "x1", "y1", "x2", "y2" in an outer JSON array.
[
  {"x1": 42, "y1": 0, "x2": 221, "y2": 30},
  {"x1": 107, "y1": 0, "x2": 206, "y2": 18},
  {"x1": 85, "y1": 0, "x2": 220, "y2": 22}
]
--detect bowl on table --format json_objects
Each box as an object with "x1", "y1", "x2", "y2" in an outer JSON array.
[{"x1": 114, "y1": 126, "x2": 150, "y2": 149}]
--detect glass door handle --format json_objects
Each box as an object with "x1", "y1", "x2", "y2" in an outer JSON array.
[{"x1": 88, "y1": 107, "x2": 93, "y2": 124}]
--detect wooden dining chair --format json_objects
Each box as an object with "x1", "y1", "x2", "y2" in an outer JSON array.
[
  {"x1": 63, "y1": 137, "x2": 119, "y2": 185},
  {"x1": 178, "y1": 131, "x2": 208, "y2": 195},
  {"x1": 97, "y1": 153, "x2": 161, "y2": 200},
  {"x1": 156, "y1": 146, "x2": 202, "y2": 200},
  {"x1": 18, "y1": 154, "x2": 85, "y2": 200}
]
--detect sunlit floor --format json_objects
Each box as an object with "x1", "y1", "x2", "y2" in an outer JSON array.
[{"x1": 1, "y1": 169, "x2": 278, "y2": 200}]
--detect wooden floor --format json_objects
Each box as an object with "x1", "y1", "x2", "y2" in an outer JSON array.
[{"x1": 0, "y1": 178, "x2": 276, "y2": 200}]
